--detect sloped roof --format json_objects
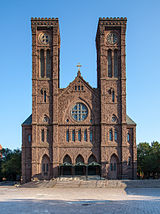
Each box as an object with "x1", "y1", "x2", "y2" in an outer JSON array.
[
  {"x1": 58, "y1": 70, "x2": 98, "y2": 98},
  {"x1": 22, "y1": 114, "x2": 32, "y2": 125},
  {"x1": 126, "y1": 115, "x2": 136, "y2": 125}
]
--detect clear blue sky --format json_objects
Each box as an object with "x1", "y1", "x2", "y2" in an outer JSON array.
[{"x1": 0, "y1": 0, "x2": 160, "y2": 150}]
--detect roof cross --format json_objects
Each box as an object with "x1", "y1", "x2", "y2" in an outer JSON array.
[{"x1": 76, "y1": 63, "x2": 82, "y2": 72}]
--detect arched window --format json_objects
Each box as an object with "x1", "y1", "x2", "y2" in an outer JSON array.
[
  {"x1": 63, "y1": 154, "x2": 72, "y2": 164},
  {"x1": 127, "y1": 133, "x2": 130, "y2": 142},
  {"x1": 112, "y1": 90, "x2": 115, "y2": 102},
  {"x1": 40, "y1": 49, "x2": 45, "y2": 78},
  {"x1": 90, "y1": 129, "x2": 93, "y2": 142},
  {"x1": 41, "y1": 129, "x2": 44, "y2": 142},
  {"x1": 44, "y1": 90, "x2": 46, "y2": 103},
  {"x1": 66, "y1": 129, "x2": 69, "y2": 142},
  {"x1": 109, "y1": 129, "x2": 113, "y2": 141},
  {"x1": 46, "y1": 50, "x2": 51, "y2": 78},
  {"x1": 72, "y1": 130, "x2": 75, "y2": 141},
  {"x1": 114, "y1": 49, "x2": 118, "y2": 77},
  {"x1": 114, "y1": 130, "x2": 117, "y2": 141},
  {"x1": 88, "y1": 154, "x2": 97, "y2": 164},
  {"x1": 108, "y1": 50, "x2": 112, "y2": 77},
  {"x1": 84, "y1": 129, "x2": 87, "y2": 141},
  {"x1": 78, "y1": 129, "x2": 81, "y2": 141},
  {"x1": 76, "y1": 155, "x2": 84, "y2": 164}
]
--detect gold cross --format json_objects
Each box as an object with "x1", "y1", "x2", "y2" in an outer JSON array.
[{"x1": 76, "y1": 63, "x2": 82, "y2": 71}]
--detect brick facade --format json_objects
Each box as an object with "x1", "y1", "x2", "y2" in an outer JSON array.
[{"x1": 22, "y1": 17, "x2": 137, "y2": 183}]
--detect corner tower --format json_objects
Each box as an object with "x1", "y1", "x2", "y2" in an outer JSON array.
[
  {"x1": 96, "y1": 17, "x2": 136, "y2": 179},
  {"x1": 31, "y1": 18, "x2": 60, "y2": 179}
]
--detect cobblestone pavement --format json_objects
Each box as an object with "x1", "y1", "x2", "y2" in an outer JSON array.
[{"x1": 0, "y1": 187, "x2": 160, "y2": 214}]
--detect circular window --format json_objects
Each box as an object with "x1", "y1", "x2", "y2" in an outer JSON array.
[
  {"x1": 39, "y1": 33, "x2": 50, "y2": 45},
  {"x1": 71, "y1": 103, "x2": 88, "y2": 122}
]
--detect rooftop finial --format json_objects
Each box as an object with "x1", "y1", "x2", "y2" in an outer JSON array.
[
  {"x1": 77, "y1": 63, "x2": 82, "y2": 72},
  {"x1": 76, "y1": 63, "x2": 82, "y2": 76}
]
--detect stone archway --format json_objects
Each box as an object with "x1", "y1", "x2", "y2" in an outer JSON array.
[
  {"x1": 109, "y1": 154, "x2": 119, "y2": 179},
  {"x1": 61, "y1": 154, "x2": 72, "y2": 176},
  {"x1": 75, "y1": 155, "x2": 85, "y2": 176},
  {"x1": 41, "y1": 154, "x2": 50, "y2": 180},
  {"x1": 88, "y1": 154, "x2": 100, "y2": 176}
]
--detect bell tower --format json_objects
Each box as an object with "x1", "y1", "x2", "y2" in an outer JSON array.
[
  {"x1": 31, "y1": 18, "x2": 60, "y2": 179},
  {"x1": 96, "y1": 17, "x2": 128, "y2": 178}
]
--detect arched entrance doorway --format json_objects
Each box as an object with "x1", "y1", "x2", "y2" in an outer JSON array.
[
  {"x1": 75, "y1": 155, "x2": 86, "y2": 176},
  {"x1": 60, "y1": 155, "x2": 72, "y2": 176},
  {"x1": 41, "y1": 155, "x2": 50, "y2": 180},
  {"x1": 88, "y1": 155, "x2": 100, "y2": 175},
  {"x1": 109, "y1": 154, "x2": 119, "y2": 179}
]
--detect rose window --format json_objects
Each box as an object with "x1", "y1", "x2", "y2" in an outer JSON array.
[
  {"x1": 71, "y1": 103, "x2": 88, "y2": 122},
  {"x1": 39, "y1": 33, "x2": 49, "y2": 45}
]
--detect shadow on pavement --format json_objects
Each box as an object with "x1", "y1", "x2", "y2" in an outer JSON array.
[{"x1": 0, "y1": 198, "x2": 160, "y2": 214}]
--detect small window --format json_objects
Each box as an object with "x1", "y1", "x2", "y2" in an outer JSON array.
[
  {"x1": 43, "y1": 115, "x2": 48, "y2": 122},
  {"x1": 112, "y1": 115, "x2": 116, "y2": 122},
  {"x1": 28, "y1": 134, "x2": 31, "y2": 143},
  {"x1": 47, "y1": 129, "x2": 49, "y2": 142},
  {"x1": 78, "y1": 86, "x2": 80, "y2": 91},
  {"x1": 41, "y1": 129, "x2": 44, "y2": 142},
  {"x1": 81, "y1": 86, "x2": 84, "y2": 91},
  {"x1": 90, "y1": 130, "x2": 93, "y2": 142},
  {"x1": 114, "y1": 163, "x2": 116, "y2": 171},
  {"x1": 78, "y1": 129, "x2": 81, "y2": 141},
  {"x1": 75, "y1": 86, "x2": 77, "y2": 91},
  {"x1": 66, "y1": 129, "x2": 69, "y2": 142},
  {"x1": 110, "y1": 163, "x2": 113, "y2": 171},
  {"x1": 44, "y1": 90, "x2": 46, "y2": 103},
  {"x1": 112, "y1": 91, "x2": 115, "y2": 102},
  {"x1": 114, "y1": 130, "x2": 117, "y2": 141},
  {"x1": 72, "y1": 130, "x2": 75, "y2": 141},
  {"x1": 84, "y1": 129, "x2": 87, "y2": 141},
  {"x1": 109, "y1": 129, "x2": 113, "y2": 141},
  {"x1": 127, "y1": 133, "x2": 130, "y2": 142}
]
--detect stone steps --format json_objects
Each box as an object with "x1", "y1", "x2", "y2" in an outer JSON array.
[{"x1": 20, "y1": 178, "x2": 160, "y2": 188}]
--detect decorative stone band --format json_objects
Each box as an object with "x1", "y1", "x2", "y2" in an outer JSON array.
[{"x1": 31, "y1": 17, "x2": 59, "y2": 26}]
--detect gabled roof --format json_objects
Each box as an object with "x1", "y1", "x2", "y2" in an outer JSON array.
[
  {"x1": 58, "y1": 70, "x2": 98, "y2": 98},
  {"x1": 22, "y1": 114, "x2": 32, "y2": 125},
  {"x1": 126, "y1": 115, "x2": 136, "y2": 125}
]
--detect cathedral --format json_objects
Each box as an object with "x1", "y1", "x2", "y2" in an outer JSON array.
[{"x1": 22, "y1": 17, "x2": 137, "y2": 183}]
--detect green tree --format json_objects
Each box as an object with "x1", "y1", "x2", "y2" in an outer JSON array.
[
  {"x1": 0, "y1": 148, "x2": 21, "y2": 181},
  {"x1": 137, "y1": 141, "x2": 160, "y2": 178}
]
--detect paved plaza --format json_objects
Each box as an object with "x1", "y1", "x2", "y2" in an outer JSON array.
[{"x1": 0, "y1": 186, "x2": 160, "y2": 214}]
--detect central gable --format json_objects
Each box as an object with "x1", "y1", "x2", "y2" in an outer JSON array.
[{"x1": 58, "y1": 71, "x2": 100, "y2": 124}]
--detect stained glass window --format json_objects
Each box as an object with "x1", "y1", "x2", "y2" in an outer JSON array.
[{"x1": 71, "y1": 103, "x2": 88, "y2": 122}]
